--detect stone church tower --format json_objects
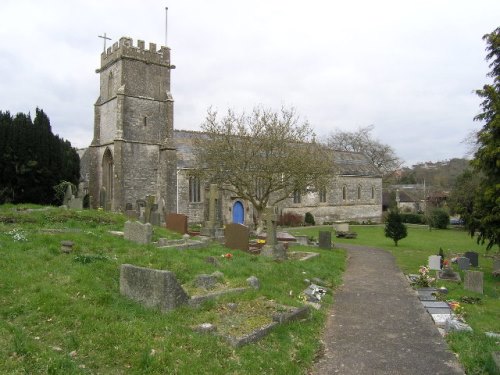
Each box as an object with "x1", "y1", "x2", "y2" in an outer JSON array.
[{"x1": 87, "y1": 37, "x2": 177, "y2": 212}]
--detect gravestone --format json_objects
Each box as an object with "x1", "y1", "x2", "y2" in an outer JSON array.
[
  {"x1": 194, "y1": 274, "x2": 218, "y2": 290},
  {"x1": 457, "y1": 257, "x2": 471, "y2": 271},
  {"x1": 68, "y1": 197, "x2": 83, "y2": 210},
  {"x1": 124, "y1": 221, "x2": 152, "y2": 244},
  {"x1": 333, "y1": 221, "x2": 349, "y2": 233},
  {"x1": 261, "y1": 207, "x2": 287, "y2": 260},
  {"x1": 464, "y1": 251, "x2": 479, "y2": 267},
  {"x1": 318, "y1": 231, "x2": 332, "y2": 250},
  {"x1": 63, "y1": 184, "x2": 73, "y2": 206},
  {"x1": 119, "y1": 264, "x2": 189, "y2": 312},
  {"x1": 201, "y1": 184, "x2": 223, "y2": 238},
  {"x1": 464, "y1": 270, "x2": 483, "y2": 294},
  {"x1": 225, "y1": 223, "x2": 249, "y2": 252},
  {"x1": 428, "y1": 255, "x2": 441, "y2": 271},
  {"x1": 136, "y1": 199, "x2": 146, "y2": 222},
  {"x1": 165, "y1": 213, "x2": 188, "y2": 234},
  {"x1": 295, "y1": 235, "x2": 309, "y2": 245},
  {"x1": 493, "y1": 258, "x2": 500, "y2": 277},
  {"x1": 144, "y1": 195, "x2": 158, "y2": 224}
]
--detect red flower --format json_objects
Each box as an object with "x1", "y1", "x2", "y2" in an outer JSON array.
[{"x1": 224, "y1": 253, "x2": 233, "y2": 259}]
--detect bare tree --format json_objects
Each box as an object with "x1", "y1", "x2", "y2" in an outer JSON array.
[
  {"x1": 325, "y1": 125, "x2": 402, "y2": 178},
  {"x1": 193, "y1": 106, "x2": 334, "y2": 231}
]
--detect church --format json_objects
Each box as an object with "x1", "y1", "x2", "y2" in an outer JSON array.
[{"x1": 81, "y1": 36, "x2": 382, "y2": 226}]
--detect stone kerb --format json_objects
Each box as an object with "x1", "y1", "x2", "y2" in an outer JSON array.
[
  {"x1": 165, "y1": 213, "x2": 188, "y2": 234},
  {"x1": 225, "y1": 223, "x2": 249, "y2": 252},
  {"x1": 124, "y1": 220, "x2": 152, "y2": 244},
  {"x1": 120, "y1": 264, "x2": 190, "y2": 312}
]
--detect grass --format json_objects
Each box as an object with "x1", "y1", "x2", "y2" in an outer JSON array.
[
  {"x1": 0, "y1": 205, "x2": 345, "y2": 374},
  {"x1": 289, "y1": 223, "x2": 500, "y2": 375}
]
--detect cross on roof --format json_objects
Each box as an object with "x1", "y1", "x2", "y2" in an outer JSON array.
[{"x1": 98, "y1": 33, "x2": 112, "y2": 53}]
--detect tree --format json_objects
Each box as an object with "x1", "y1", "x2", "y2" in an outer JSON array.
[
  {"x1": 193, "y1": 106, "x2": 334, "y2": 230},
  {"x1": 325, "y1": 125, "x2": 402, "y2": 179},
  {"x1": 468, "y1": 27, "x2": 500, "y2": 251},
  {"x1": 385, "y1": 209, "x2": 407, "y2": 246},
  {"x1": 448, "y1": 169, "x2": 481, "y2": 222}
]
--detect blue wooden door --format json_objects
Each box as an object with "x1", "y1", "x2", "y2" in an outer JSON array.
[{"x1": 232, "y1": 201, "x2": 244, "y2": 224}]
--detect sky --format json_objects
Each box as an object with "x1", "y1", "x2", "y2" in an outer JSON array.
[{"x1": 1, "y1": 0, "x2": 499, "y2": 166}]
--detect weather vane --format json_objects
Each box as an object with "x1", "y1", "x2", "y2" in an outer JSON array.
[{"x1": 98, "y1": 33, "x2": 112, "y2": 53}]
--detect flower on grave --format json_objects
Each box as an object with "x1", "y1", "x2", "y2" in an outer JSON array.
[
  {"x1": 443, "y1": 259, "x2": 450, "y2": 267},
  {"x1": 415, "y1": 265, "x2": 434, "y2": 287},
  {"x1": 419, "y1": 266, "x2": 429, "y2": 275},
  {"x1": 222, "y1": 253, "x2": 233, "y2": 259},
  {"x1": 257, "y1": 239, "x2": 266, "y2": 244}
]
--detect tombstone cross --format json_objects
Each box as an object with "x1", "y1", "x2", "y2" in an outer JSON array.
[{"x1": 263, "y1": 207, "x2": 279, "y2": 247}]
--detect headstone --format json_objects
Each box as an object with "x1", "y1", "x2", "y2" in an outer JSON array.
[
  {"x1": 63, "y1": 184, "x2": 73, "y2": 206},
  {"x1": 119, "y1": 264, "x2": 189, "y2": 312},
  {"x1": 493, "y1": 258, "x2": 500, "y2": 277},
  {"x1": 464, "y1": 270, "x2": 484, "y2": 294},
  {"x1": 60, "y1": 240, "x2": 74, "y2": 254},
  {"x1": 318, "y1": 231, "x2": 332, "y2": 250},
  {"x1": 295, "y1": 235, "x2": 309, "y2": 246},
  {"x1": 303, "y1": 284, "x2": 327, "y2": 303},
  {"x1": 165, "y1": 213, "x2": 188, "y2": 234},
  {"x1": 150, "y1": 212, "x2": 161, "y2": 226},
  {"x1": 225, "y1": 223, "x2": 249, "y2": 252},
  {"x1": 68, "y1": 197, "x2": 83, "y2": 210},
  {"x1": 428, "y1": 255, "x2": 441, "y2": 271},
  {"x1": 457, "y1": 257, "x2": 471, "y2": 271},
  {"x1": 124, "y1": 220, "x2": 152, "y2": 244},
  {"x1": 246, "y1": 276, "x2": 260, "y2": 289},
  {"x1": 125, "y1": 209, "x2": 138, "y2": 220},
  {"x1": 464, "y1": 251, "x2": 479, "y2": 267},
  {"x1": 194, "y1": 274, "x2": 217, "y2": 290},
  {"x1": 261, "y1": 207, "x2": 287, "y2": 260},
  {"x1": 445, "y1": 318, "x2": 473, "y2": 333},
  {"x1": 333, "y1": 221, "x2": 349, "y2": 233},
  {"x1": 201, "y1": 184, "x2": 222, "y2": 237},
  {"x1": 136, "y1": 199, "x2": 146, "y2": 222},
  {"x1": 144, "y1": 195, "x2": 156, "y2": 224}
]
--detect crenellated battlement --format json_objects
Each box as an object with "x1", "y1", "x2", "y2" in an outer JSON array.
[{"x1": 99, "y1": 36, "x2": 171, "y2": 71}]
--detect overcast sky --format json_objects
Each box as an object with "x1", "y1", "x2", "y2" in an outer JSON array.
[{"x1": 1, "y1": 0, "x2": 498, "y2": 166}]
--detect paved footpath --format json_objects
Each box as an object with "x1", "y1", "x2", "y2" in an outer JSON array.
[{"x1": 311, "y1": 245, "x2": 464, "y2": 375}]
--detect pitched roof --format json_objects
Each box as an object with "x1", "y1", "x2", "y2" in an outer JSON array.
[{"x1": 173, "y1": 130, "x2": 381, "y2": 177}]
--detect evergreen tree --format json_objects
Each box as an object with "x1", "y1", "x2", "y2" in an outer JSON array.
[
  {"x1": 470, "y1": 27, "x2": 500, "y2": 251},
  {"x1": 385, "y1": 209, "x2": 408, "y2": 246},
  {"x1": 0, "y1": 108, "x2": 80, "y2": 204}
]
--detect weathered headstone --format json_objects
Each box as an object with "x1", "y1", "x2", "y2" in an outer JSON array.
[
  {"x1": 333, "y1": 221, "x2": 349, "y2": 233},
  {"x1": 60, "y1": 240, "x2": 74, "y2": 254},
  {"x1": 119, "y1": 264, "x2": 189, "y2": 312},
  {"x1": 464, "y1": 270, "x2": 483, "y2": 294},
  {"x1": 318, "y1": 231, "x2": 332, "y2": 250},
  {"x1": 201, "y1": 184, "x2": 223, "y2": 237},
  {"x1": 225, "y1": 223, "x2": 249, "y2": 252},
  {"x1": 136, "y1": 199, "x2": 146, "y2": 222},
  {"x1": 194, "y1": 274, "x2": 218, "y2": 290},
  {"x1": 144, "y1": 195, "x2": 157, "y2": 224},
  {"x1": 63, "y1": 184, "x2": 73, "y2": 206},
  {"x1": 295, "y1": 235, "x2": 309, "y2": 245},
  {"x1": 165, "y1": 213, "x2": 188, "y2": 234},
  {"x1": 464, "y1": 251, "x2": 479, "y2": 267},
  {"x1": 493, "y1": 258, "x2": 500, "y2": 277},
  {"x1": 246, "y1": 276, "x2": 260, "y2": 289},
  {"x1": 124, "y1": 220, "x2": 152, "y2": 244},
  {"x1": 261, "y1": 207, "x2": 287, "y2": 260},
  {"x1": 457, "y1": 257, "x2": 471, "y2": 271},
  {"x1": 428, "y1": 255, "x2": 441, "y2": 271}
]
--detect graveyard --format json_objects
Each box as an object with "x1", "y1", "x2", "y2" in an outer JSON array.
[
  {"x1": 0, "y1": 205, "x2": 498, "y2": 374},
  {"x1": 0, "y1": 205, "x2": 344, "y2": 374}
]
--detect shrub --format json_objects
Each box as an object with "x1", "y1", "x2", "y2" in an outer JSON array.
[
  {"x1": 279, "y1": 212, "x2": 304, "y2": 227},
  {"x1": 400, "y1": 213, "x2": 425, "y2": 224},
  {"x1": 429, "y1": 208, "x2": 450, "y2": 229},
  {"x1": 304, "y1": 212, "x2": 315, "y2": 226}
]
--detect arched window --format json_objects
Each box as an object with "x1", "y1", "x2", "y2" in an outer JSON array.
[
  {"x1": 342, "y1": 186, "x2": 347, "y2": 201},
  {"x1": 189, "y1": 176, "x2": 201, "y2": 203},
  {"x1": 371, "y1": 186, "x2": 375, "y2": 199},
  {"x1": 293, "y1": 190, "x2": 301, "y2": 204},
  {"x1": 102, "y1": 148, "x2": 114, "y2": 208},
  {"x1": 319, "y1": 188, "x2": 327, "y2": 203},
  {"x1": 357, "y1": 185, "x2": 362, "y2": 200}
]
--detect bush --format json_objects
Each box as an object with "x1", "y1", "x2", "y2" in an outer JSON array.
[
  {"x1": 400, "y1": 213, "x2": 425, "y2": 224},
  {"x1": 429, "y1": 208, "x2": 450, "y2": 229},
  {"x1": 384, "y1": 209, "x2": 408, "y2": 246},
  {"x1": 304, "y1": 212, "x2": 315, "y2": 226},
  {"x1": 279, "y1": 212, "x2": 304, "y2": 227}
]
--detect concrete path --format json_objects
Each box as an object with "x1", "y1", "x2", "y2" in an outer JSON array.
[{"x1": 311, "y1": 245, "x2": 464, "y2": 375}]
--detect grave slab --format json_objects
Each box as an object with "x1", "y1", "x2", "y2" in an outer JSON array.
[
  {"x1": 422, "y1": 301, "x2": 450, "y2": 308},
  {"x1": 426, "y1": 307, "x2": 452, "y2": 315},
  {"x1": 431, "y1": 313, "x2": 453, "y2": 325}
]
